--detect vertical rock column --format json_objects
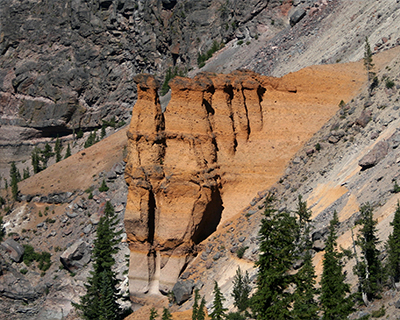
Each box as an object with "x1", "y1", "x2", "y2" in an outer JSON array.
[
  {"x1": 124, "y1": 74, "x2": 165, "y2": 296},
  {"x1": 124, "y1": 74, "x2": 224, "y2": 298}
]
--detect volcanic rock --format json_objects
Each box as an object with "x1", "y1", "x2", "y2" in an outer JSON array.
[
  {"x1": 1, "y1": 239, "x2": 24, "y2": 263},
  {"x1": 60, "y1": 240, "x2": 91, "y2": 272}
]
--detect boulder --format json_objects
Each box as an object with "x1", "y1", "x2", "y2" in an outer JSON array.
[
  {"x1": 1, "y1": 239, "x2": 24, "y2": 263},
  {"x1": 290, "y1": 9, "x2": 306, "y2": 27},
  {"x1": 356, "y1": 110, "x2": 372, "y2": 128},
  {"x1": 359, "y1": 141, "x2": 389, "y2": 170},
  {"x1": 60, "y1": 240, "x2": 91, "y2": 272},
  {"x1": 172, "y1": 280, "x2": 194, "y2": 305},
  {"x1": 312, "y1": 239, "x2": 326, "y2": 252}
]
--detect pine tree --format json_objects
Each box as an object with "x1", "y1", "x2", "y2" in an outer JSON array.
[
  {"x1": 41, "y1": 142, "x2": 54, "y2": 169},
  {"x1": 10, "y1": 162, "x2": 20, "y2": 201},
  {"x1": 85, "y1": 131, "x2": 97, "y2": 148},
  {"x1": 210, "y1": 281, "x2": 227, "y2": 320},
  {"x1": 54, "y1": 136, "x2": 63, "y2": 162},
  {"x1": 64, "y1": 143, "x2": 71, "y2": 159},
  {"x1": 162, "y1": 308, "x2": 173, "y2": 320},
  {"x1": 31, "y1": 147, "x2": 42, "y2": 173},
  {"x1": 0, "y1": 216, "x2": 5, "y2": 242},
  {"x1": 74, "y1": 201, "x2": 124, "y2": 319},
  {"x1": 23, "y1": 168, "x2": 30, "y2": 180},
  {"x1": 192, "y1": 289, "x2": 200, "y2": 320},
  {"x1": 99, "y1": 179, "x2": 109, "y2": 192},
  {"x1": 231, "y1": 267, "x2": 251, "y2": 313},
  {"x1": 293, "y1": 250, "x2": 319, "y2": 320},
  {"x1": 101, "y1": 124, "x2": 107, "y2": 139},
  {"x1": 320, "y1": 211, "x2": 353, "y2": 319},
  {"x1": 197, "y1": 297, "x2": 206, "y2": 320},
  {"x1": 251, "y1": 195, "x2": 298, "y2": 320},
  {"x1": 149, "y1": 308, "x2": 158, "y2": 320},
  {"x1": 386, "y1": 202, "x2": 400, "y2": 286},
  {"x1": 354, "y1": 203, "x2": 383, "y2": 301},
  {"x1": 292, "y1": 196, "x2": 319, "y2": 320},
  {"x1": 364, "y1": 37, "x2": 377, "y2": 93}
]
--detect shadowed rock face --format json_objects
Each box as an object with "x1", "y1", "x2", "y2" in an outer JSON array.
[{"x1": 124, "y1": 70, "x2": 300, "y2": 297}]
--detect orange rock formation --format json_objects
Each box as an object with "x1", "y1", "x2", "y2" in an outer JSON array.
[{"x1": 124, "y1": 67, "x2": 365, "y2": 298}]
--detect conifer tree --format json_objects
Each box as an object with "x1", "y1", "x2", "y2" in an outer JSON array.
[
  {"x1": 162, "y1": 308, "x2": 173, "y2": 320},
  {"x1": 293, "y1": 250, "x2": 319, "y2": 320},
  {"x1": 99, "y1": 179, "x2": 109, "y2": 192},
  {"x1": 354, "y1": 203, "x2": 383, "y2": 301},
  {"x1": 101, "y1": 124, "x2": 107, "y2": 139},
  {"x1": 54, "y1": 136, "x2": 63, "y2": 162},
  {"x1": 386, "y1": 202, "x2": 400, "y2": 286},
  {"x1": 364, "y1": 37, "x2": 377, "y2": 94},
  {"x1": 192, "y1": 289, "x2": 200, "y2": 320},
  {"x1": 0, "y1": 216, "x2": 5, "y2": 242},
  {"x1": 210, "y1": 281, "x2": 227, "y2": 320},
  {"x1": 320, "y1": 211, "x2": 353, "y2": 319},
  {"x1": 23, "y1": 168, "x2": 30, "y2": 180},
  {"x1": 74, "y1": 201, "x2": 124, "y2": 319},
  {"x1": 41, "y1": 142, "x2": 54, "y2": 168},
  {"x1": 197, "y1": 297, "x2": 206, "y2": 320},
  {"x1": 292, "y1": 196, "x2": 319, "y2": 320},
  {"x1": 231, "y1": 267, "x2": 251, "y2": 313},
  {"x1": 364, "y1": 37, "x2": 375, "y2": 83},
  {"x1": 31, "y1": 147, "x2": 42, "y2": 173},
  {"x1": 149, "y1": 308, "x2": 158, "y2": 320},
  {"x1": 64, "y1": 143, "x2": 71, "y2": 159},
  {"x1": 10, "y1": 162, "x2": 20, "y2": 201},
  {"x1": 251, "y1": 195, "x2": 297, "y2": 320}
]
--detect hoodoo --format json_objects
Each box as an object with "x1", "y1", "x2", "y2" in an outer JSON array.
[{"x1": 124, "y1": 67, "x2": 362, "y2": 298}]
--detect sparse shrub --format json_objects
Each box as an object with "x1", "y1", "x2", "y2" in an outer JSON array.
[
  {"x1": 45, "y1": 217, "x2": 55, "y2": 224},
  {"x1": 237, "y1": 40, "x2": 244, "y2": 45},
  {"x1": 236, "y1": 246, "x2": 248, "y2": 259},
  {"x1": 88, "y1": 192, "x2": 93, "y2": 200},
  {"x1": 99, "y1": 179, "x2": 109, "y2": 192},
  {"x1": 160, "y1": 67, "x2": 186, "y2": 96},
  {"x1": 38, "y1": 210, "x2": 43, "y2": 217},
  {"x1": 315, "y1": 143, "x2": 321, "y2": 151},
  {"x1": 371, "y1": 306, "x2": 385, "y2": 318},
  {"x1": 76, "y1": 129, "x2": 84, "y2": 139},
  {"x1": 197, "y1": 40, "x2": 221, "y2": 68},
  {"x1": 385, "y1": 78, "x2": 395, "y2": 89},
  {"x1": 20, "y1": 268, "x2": 28, "y2": 275},
  {"x1": 23, "y1": 244, "x2": 52, "y2": 271},
  {"x1": 339, "y1": 100, "x2": 345, "y2": 108},
  {"x1": 394, "y1": 181, "x2": 400, "y2": 193}
]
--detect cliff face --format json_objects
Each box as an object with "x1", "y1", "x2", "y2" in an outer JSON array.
[
  {"x1": 124, "y1": 65, "x2": 365, "y2": 297},
  {"x1": 0, "y1": 0, "x2": 287, "y2": 181}
]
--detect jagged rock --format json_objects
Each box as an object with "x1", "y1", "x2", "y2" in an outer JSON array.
[
  {"x1": 356, "y1": 110, "x2": 372, "y2": 127},
  {"x1": 290, "y1": 9, "x2": 306, "y2": 27},
  {"x1": 312, "y1": 240, "x2": 326, "y2": 252},
  {"x1": 60, "y1": 240, "x2": 91, "y2": 272},
  {"x1": 359, "y1": 141, "x2": 389, "y2": 170},
  {"x1": 172, "y1": 280, "x2": 194, "y2": 305},
  {"x1": 82, "y1": 224, "x2": 92, "y2": 234},
  {"x1": 0, "y1": 267, "x2": 43, "y2": 301},
  {"x1": 1, "y1": 239, "x2": 24, "y2": 262}
]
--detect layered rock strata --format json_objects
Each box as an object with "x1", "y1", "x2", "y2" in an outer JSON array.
[{"x1": 125, "y1": 67, "x2": 362, "y2": 298}]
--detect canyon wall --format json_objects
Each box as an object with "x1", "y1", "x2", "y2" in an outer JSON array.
[{"x1": 124, "y1": 66, "x2": 365, "y2": 298}]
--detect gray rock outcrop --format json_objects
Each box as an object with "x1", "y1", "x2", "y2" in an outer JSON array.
[
  {"x1": 1, "y1": 239, "x2": 24, "y2": 263},
  {"x1": 60, "y1": 240, "x2": 91, "y2": 272}
]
